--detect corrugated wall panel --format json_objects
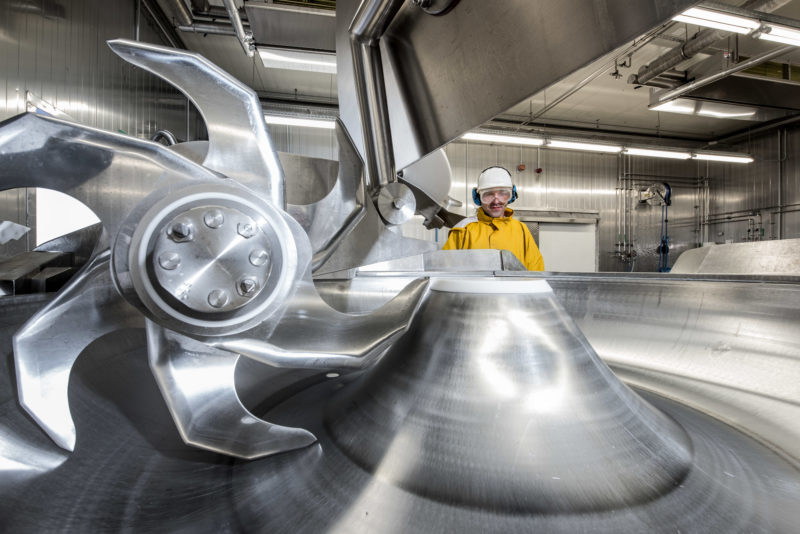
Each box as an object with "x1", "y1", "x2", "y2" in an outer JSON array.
[
  {"x1": 443, "y1": 143, "x2": 699, "y2": 272},
  {"x1": 0, "y1": 0, "x2": 205, "y2": 259},
  {"x1": 707, "y1": 132, "x2": 783, "y2": 243}
]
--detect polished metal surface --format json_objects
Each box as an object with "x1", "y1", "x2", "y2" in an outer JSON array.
[
  {"x1": 376, "y1": 181, "x2": 416, "y2": 225},
  {"x1": 671, "y1": 238, "x2": 800, "y2": 274},
  {"x1": 325, "y1": 278, "x2": 694, "y2": 513},
  {"x1": 14, "y1": 251, "x2": 142, "y2": 451},
  {"x1": 107, "y1": 39, "x2": 285, "y2": 206},
  {"x1": 337, "y1": 0, "x2": 699, "y2": 170},
  {"x1": 2, "y1": 274, "x2": 800, "y2": 532},
  {"x1": 348, "y1": 0, "x2": 404, "y2": 194},
  {"x1": 3, "y1": 3, "x2": 800, "y2": 531},
  {"x1": 0, "y1": 37, "x2": 444, "y2": 460}
]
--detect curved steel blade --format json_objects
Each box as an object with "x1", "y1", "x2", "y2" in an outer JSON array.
[
  {"x1": 0, "y1": 113, "x2": 220, "y2": 236},
  {"x1": 146, "y1": 321, "x2": 316, "y2": 459},
  {"x1": 14, "y1": 251, "x2": 143, "y2": 450},
  {"x1": 212, "y1": 278, "x2": 430, "y2": 370},
  {"x1": 107, "y1": 39, "x2": 284, "y2": 205}
]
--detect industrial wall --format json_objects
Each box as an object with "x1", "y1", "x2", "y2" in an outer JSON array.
[
  {"x1": 267, "y1": 124, "x2": 720, "y2": 273},
  {"x1": 706, "y1": 127, "x2": 800, "y2": 244},
  {"x1": 0, "y1": 0, "x2": 203, "y2": 257},
  {"x1": 3, "y1": 1, "x2": 798, "y2": 273},
  {"x1": 443, "y1": 142, "x2": 701, "y2": 272}
]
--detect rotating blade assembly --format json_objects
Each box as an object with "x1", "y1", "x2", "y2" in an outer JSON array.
[{"x1": 1, "y1": 39, "x2": 430, "y2": 460}]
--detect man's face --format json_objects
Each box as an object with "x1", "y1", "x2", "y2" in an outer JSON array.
[{"x1": 479, "y1": 187, "x2": 512, "y2": 218}]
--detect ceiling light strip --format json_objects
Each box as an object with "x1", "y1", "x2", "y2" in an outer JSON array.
[
  {"x1": 547, "y1": 139, "x2": 622, "y2": 153},
  {"x1": 461, "y1": 132, "x2": 544, "y2": 146},
  {"x1": 264, "y1": 115, "x2": 336, "y2": 129},
  {"x1": 461, "y1": 131, "x2": 752, "y2": 162}
]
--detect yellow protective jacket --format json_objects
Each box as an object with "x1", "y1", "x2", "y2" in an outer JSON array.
[{"x1": 442, "y1": 207, "x2": 544, "y2": 271}]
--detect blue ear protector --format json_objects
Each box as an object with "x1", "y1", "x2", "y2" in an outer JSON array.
[{"x1": 472, "y1": 185, "x2": 517, "y2": 206}]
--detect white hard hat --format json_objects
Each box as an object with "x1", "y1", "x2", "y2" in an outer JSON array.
[{"x1": 477, "y1": 166, "x2": 513, "y2": 192}]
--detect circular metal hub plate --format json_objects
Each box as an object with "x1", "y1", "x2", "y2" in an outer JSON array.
[{"x1": 151, "y1": 205, "x2": 272, "y2": 314}]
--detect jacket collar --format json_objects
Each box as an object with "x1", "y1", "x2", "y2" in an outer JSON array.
[{"x1": 478, "y1": 207, "x2": 514, "y2": 222}]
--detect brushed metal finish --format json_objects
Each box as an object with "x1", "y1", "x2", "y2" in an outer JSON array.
[
  {"x1": 672, "y1": 238, "x2": 800, "y2": 274},
  {"x1": 0, "y1": 113, "x2": 220, "y2": 237},
  {"x1": 13, "y1": 251, "x2": 142, "y2": 451},
  {"x1": 1, "y1": 274, "x2": 800, "y2": 531},
  {"x1": 325, "y1": 279, "x2": 693, "y2": 513},
  {"x1": 337, "y1": 0, "x2": 698, "y2": 171},
  {"x1": 146, "y1": 320, "x2": 317, "y2": 459},
  {"x1": 107, "y1": 39, "x2": 284, "y2": 206}
]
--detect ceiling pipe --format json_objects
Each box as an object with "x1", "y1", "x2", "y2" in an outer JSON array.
[
  {"x1": 222, "y1": 0, "x2": 255, "y2": 57},
  {"x1": 630, "y1": 0, "x2": 792, "y2": 86},
  {"x1": 650, "y1": 43, "x2": 794, "y2": 105},
  {"x1": 177, "y1": 23, "x2": 238, "y2": 36}
]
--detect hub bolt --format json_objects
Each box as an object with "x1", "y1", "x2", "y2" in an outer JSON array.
[
  {"x1": 237, "y1": 222, "x2": 257, "y2": 238},
  {"x1": 249, "y1": 249, "x2": 269, "y2": 267},
  {"x1": 238, "y1": 278, "x2": 258, "y2": 297},
  {"x1": 203, "y1": 209, "x2": 225, "y2": 229},
  {"x1": 207, "y1": 289, "x2": 230, "y2": 309},
  {"x1": 157, "y1": 252, "x2": 181, "y2": 270},
  {"x1": 170, "y1": 222, "x2": 193, "y2": 242}
]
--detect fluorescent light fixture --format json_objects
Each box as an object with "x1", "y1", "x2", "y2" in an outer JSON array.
[
  {"x1": 672, "y1": 7, "x2": 760, "y2": 34},
  {"x1": 264, "y1": 115, "x2": 336, "y2": 129},
  {"x1": 257, "y1": 47, "x2": 337, "y2": 74},
  {"x1": 757, "y1": 23, "x2": 800, "y2": 46},
  {"x1": 650, "y1": 98, "x2": 757, "y2": 119},
  {"x1": 547, "y1": 139, "x2": 622, "y2": 153},
  {"x1": 693, "y1": 152, "x2": 754, "y2": 163},
  {"x1": 461, "y1": 132, "x2": 544, "y2": 146},
  {"x1": 625, "y1": 147, "x2": 692, "y2": 160},
  {"x1": 650, "y1": 99, "x2": 696, "y2": 114},
  {"x1": 697, "y1": 108, "x2": 757, "y2": 119}
]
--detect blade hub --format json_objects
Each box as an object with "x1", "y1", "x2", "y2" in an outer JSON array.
[{"x1": 151, "y1": 205, "x2": 272, "y2": 314}]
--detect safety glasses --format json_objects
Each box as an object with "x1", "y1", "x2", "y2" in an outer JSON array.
[{"x1": 479, "y1": 188, "x2": 512, "y2": 202}]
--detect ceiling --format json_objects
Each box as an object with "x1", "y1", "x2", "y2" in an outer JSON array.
[{"x1": 157, "y1": 0, "x2": 800, "y2": 150}]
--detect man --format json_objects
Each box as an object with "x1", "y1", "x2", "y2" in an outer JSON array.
[{"x1": 443, "y1": 166, "x2": 544, "y2": 271}]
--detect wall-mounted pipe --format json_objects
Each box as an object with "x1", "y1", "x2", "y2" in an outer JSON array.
[
  {"x1": 349, "y1": 0, "x2": 404, "y2": 197},
  {"x1": 222, "y1": 0, "x2": 255, "y2": 57}
]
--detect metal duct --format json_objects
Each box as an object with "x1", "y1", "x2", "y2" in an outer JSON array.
[
  {"x1": 630, "y1": 0, "x2": 793, "y2": 86},
  {"x1": 337, "y1": 0, "x2": 699, "y2": 172}
]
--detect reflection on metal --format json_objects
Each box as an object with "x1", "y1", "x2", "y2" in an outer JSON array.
[
  {"x1": 398, "y1": 148, "x2": 461, "y2": 228},
  {"x1": 348, "y1": 0, "x2": 404, "y2": 196},
  {"x1": 2, "y1": 7, "x2": 800, "y2": 529},
  {"x1": 326, "y1": 278, "x2": 693, "y2": 512},
  {"x1": 0, "y1": 40, "x2": 434, "y2": 460},
  {"x1": 671, "y1": 238, "x2": 800, "y2": 274},
  {"x1": 376, "y1": 181, "x2": 416, "y2": 225},
  {"x1": 356, "y1": 248, "x2": 526, "y2": 273},
  {"x1": 14, "y1": 251, "x2": 142, "y2": 450},
  {"x1": 147, "y1": 321, "x2": 316, "y2": 459},
  {"x1": 3, "y1": 273, "x2": 800, "y2": 531},
  {"x1": 337, "y1": 0, "x2": 698, "y2": 171},
  {"x1": 107, "y1": 39, "x2": 284, "y2": 206}
]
